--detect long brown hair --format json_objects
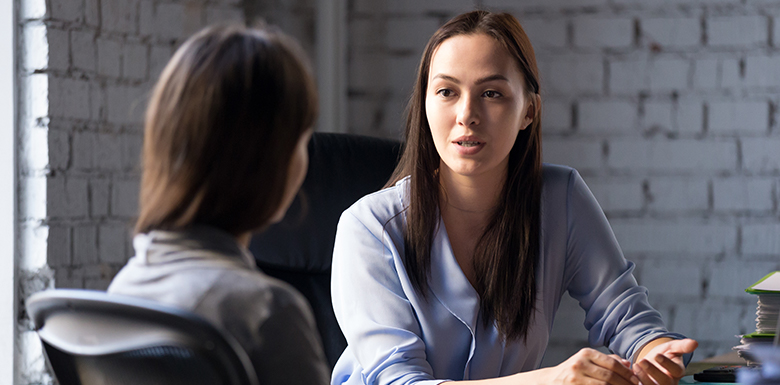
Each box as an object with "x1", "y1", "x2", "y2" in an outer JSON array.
[
  {"x1": 136, "y1": 25, "x2": 317, "y2": 236},
  {"x1": 386, "y1": 10, "x2": 543, "y2": 341}
]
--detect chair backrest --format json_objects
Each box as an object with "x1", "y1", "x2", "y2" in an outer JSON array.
[
  {"x1": 250, "y1": 132, "x2": 402, "y2": 367},
  {"x1": 26, "y1": 289, "x2": 260, "y2": 385}
]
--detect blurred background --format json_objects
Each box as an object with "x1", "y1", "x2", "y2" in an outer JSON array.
[{"x1": 7, "y1": 0, "x2": 780, "y2": 383}]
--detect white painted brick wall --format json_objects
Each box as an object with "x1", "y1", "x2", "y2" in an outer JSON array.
[
  {"x1": 676, "y1": 99, "x2": 704, "y2": 134},
  {"x1": 100, "y1": 0, "x2": 138, "y2": 34},
  {"x1": 579, "y1": 100, "x2": 636, "y2": 132},
  {"x1": 709, "y1": 101, "x2": 770, "y2": 134},
  {"x1": 607, "y1": 140, "x2": 738, "y2": 172},
  {"x1": 206, "y1": 6, "x2": 244, "y2": 25},
  {"x1": 742, "y1": 224, "x2": 780, "y2": 256},
  {"x1": 642, "y1": 101, "x2": 673, "y2": 132},
  {"x1": 50, "y1": 0, "x2": 83, "y2": 22},
  {"x1": 106, "y1": 85, "x2": 146, "y2": 125},
  {"x1": 573, "y1": 18, "x2": 633, "y2": 49},
  {"x1": 542, "y1": 101, "x2": 572, "y2": 132},
  {"x1": 693, "y1": 58, "x2": 718, "y2": 90},
  {"x1": 712, "y1": 178, "x2": 774, "y2": 212},
  {"x1": 641, "y1": 17, "x2": 700, "y2": 48},
  {"x1": 151, "y1": 3, "x2": 187, "y2": 39},
  {"x1": 46, "y1": 226, "x2": 71, "y2": 267},
  {"x1": 97, "y1": 38, "x2": 121, "y2": 77},
  {"x1": 542, "y1": 139, "x2": 604, "y2": 171},
  {"x1": 720, "y1": 58, "x2": 742, "y2": 89},
  {"x1": 612, "y1": 222, "x2": 737, "y2": 255},
  {"x1": 609, "y1": 58, "x2": 646, "y2": 94},
  {"x1": 48, "y1": 129, "x2": 69, "y2": 170},
  {"x1": 70, "y1": 30, "x2": 96, "y2": 72},
  {"x1": 46, "y1": 177, "x2": 88, "y2": 218},
  {"x1": 647, "y1": 178, "x2": 709, "y2": 212},
  {"x1": 744, "y1": 56, "x2": 780, "y2": 88},
  {"x1": 742, "y1": 138, "x2": 780, "y2": 173},
  {"x1": 708, "y1": 16, "x2": 768, "y2": 47},
  {"x1": 648, "y1": 58, "x2": 690, "y2": 92},
  {"x1": 89, "y1": 179, "x2": 110, "y2": 217},
  {"x1": 73, "y1": 225, "x2": 99, "y2": 265},
  {"x1": 520, "y1": 18, "x2": 567, "y2": 49},
  {"x1": 708, "y1": 261, "x2": 779, "y2": 298},
  {"x1": 46, "y1": 28, "x2": 69, "y2": 72},
  {"x1": 385, "y1": 17, "x2": 439, "y2": 52},
  {"x1": 99, "y1": 224, "x2": 128, "y2": 264},
  {"x1": 640, "y1": 261, "x2": 702, "y2": 297},
  {"x1": 50, "y1": 77, "x2": 91, "y2": 119},
  {"x1": 546, "y1": 55, "x2": 604, "y2": 95},
  {"x1": 122, "y1": 43, "x2": 148, "y2": 81},
  {"x1": 586, "y1": 179, "x2": 643, "y2": 212},
  {"x1": 110, "y1": 179, "x2": 140, "y2": 219}
]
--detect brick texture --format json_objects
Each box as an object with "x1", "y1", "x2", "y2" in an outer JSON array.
[{"x1": 16, "y1": 0, "x2": 780, "y2": 379}]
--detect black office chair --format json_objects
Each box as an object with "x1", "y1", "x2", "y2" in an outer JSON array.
[
  {"x1": 26, "y1": 289, "x2": 259, "y2": 385},
  {"x1": 250, "y1": 132, "x2": 403, "y2": 367}
]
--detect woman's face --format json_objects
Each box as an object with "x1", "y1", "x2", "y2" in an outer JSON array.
[
  {"x1": 425, "y1": 33, "x2": 534, "y2": 180},
  {"x1": 270, "y1": 129, "x2": 313, "y2": 223}
]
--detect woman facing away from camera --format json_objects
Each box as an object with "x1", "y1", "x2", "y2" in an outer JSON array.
[
  {"x1": 107, "y1": 25, "x2": 329, "y2": 384},
  {"x1": 330, "y1": 10, "x2": 697, "y2": 385}
]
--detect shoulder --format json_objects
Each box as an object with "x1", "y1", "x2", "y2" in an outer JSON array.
[
  {"x1": 207, "y1": 268, "x2": 310, "y2": 313},
  {"x1": 542, "y1": 163, "x2": 577, "y2": 187},
  {"x1": 541, "y1": 163, "x2": 580, "y2": 199},
  {"x1": 340, "y1": 176, "x2": 408, "y2": 230}
]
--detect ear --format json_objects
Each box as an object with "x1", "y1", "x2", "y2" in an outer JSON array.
[{"x1": 519, "y1": 94, "x2": 539, "y2": 130}]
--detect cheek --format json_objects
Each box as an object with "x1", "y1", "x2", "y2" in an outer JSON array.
[{"x1": 425, "y1": 99, "x2": 449, "y2": 139}]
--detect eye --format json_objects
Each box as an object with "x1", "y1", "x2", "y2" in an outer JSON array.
[
  {"x1": 436, "y1": 88, "x2": 454, "y2": 97},
  {"x1": 482, "y1": 90, "x2": 502, "y2": 98}
]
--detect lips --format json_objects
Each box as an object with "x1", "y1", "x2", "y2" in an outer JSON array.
[{"x1": 452, "y1": 135, "x2": 485, "y2": 155}]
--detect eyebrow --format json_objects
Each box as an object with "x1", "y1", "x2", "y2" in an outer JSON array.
[{"x1": 431, "y1": 73, "x2": 509, "y2": 85}]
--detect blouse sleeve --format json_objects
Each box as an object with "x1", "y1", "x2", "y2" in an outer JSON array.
[
  {"x1": 562, "y1": 169, "x2": 689, "y2": 363},
  {"x1": 331, "y1": 208, "x2": 446, "y2": 385}
]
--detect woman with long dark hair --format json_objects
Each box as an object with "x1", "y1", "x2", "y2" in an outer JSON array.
[
  {"x1": 330, "y1": 10, "x2": 696, "y2": 385},
  {"x1": 108, "y1": 25, "x2": 329, "y2": 384}
]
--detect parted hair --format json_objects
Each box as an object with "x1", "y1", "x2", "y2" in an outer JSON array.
[
  {"x1": 386, "y1": 10, "x2": 543, "y2": 342},
  {"x1": 136, "y1": 24, "x2": 317, "y2": 236}
]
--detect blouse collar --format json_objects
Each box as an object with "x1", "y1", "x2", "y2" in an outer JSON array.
[{"x1": 133, "y1": 225, "x2": 257, "y2": 270}]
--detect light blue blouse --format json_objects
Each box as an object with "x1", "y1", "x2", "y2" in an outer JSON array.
[{"x1": 330, "y1": 164, "x2": 686, "y2": 385}]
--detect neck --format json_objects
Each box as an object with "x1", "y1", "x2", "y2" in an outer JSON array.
[
  {"x1": 236, "y1": 232, "x2": 252, "y2": 248},
  {"x1": 438, "y1": 162, "x2": 506, "y2": 217}
]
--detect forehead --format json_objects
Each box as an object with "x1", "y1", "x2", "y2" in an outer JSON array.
[{"x1": 428, "y1": 33, "x2": 520, "y2": 82}]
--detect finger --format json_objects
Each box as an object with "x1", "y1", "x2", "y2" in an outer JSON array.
[
  {"x1": 635, "y1": 359, "x2": 672, "y2": 385},
  {"x1": 590, "y1": 352, "x2": 638, "y2": 383},
  {"x1": 634, "y1": 362, "x2": 656, "y2": 385},
  {"x1": 653, "y1": 354, "x2": 685, "y2": 379},
  {"x1": 584, "y1": 364, "x2": 638, "y2": 385},
  {"x1": 608, "y1": 354, "x2": 631, "y2": 369}
]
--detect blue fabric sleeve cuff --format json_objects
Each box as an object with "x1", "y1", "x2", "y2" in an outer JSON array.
[{"x1": 630, "y1": 332, "x2": 694, "y2": 366}]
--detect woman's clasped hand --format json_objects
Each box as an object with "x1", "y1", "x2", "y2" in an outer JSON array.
[
  {"x1": 537, "y1": 338, "x2": 698, "y2": 385},
  {"x1": 632, "y1": 338, "x2": 699, "y2": 385},
  {"x1": 542, "y1": 349, "x2": 638, "y2": 385}
]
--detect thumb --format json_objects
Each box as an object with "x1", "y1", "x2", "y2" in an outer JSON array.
[{"x1": 664, "y1": 338, "x2": 698, "y2": 355}]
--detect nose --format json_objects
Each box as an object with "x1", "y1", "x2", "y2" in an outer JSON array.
[{"x1": 456, "y1": 95, "x2": 480, "y2": 127}]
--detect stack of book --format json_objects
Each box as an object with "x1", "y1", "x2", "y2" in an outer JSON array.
[{"x1": 734, "y1": 271, "x2": 780, "y2": 365}]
